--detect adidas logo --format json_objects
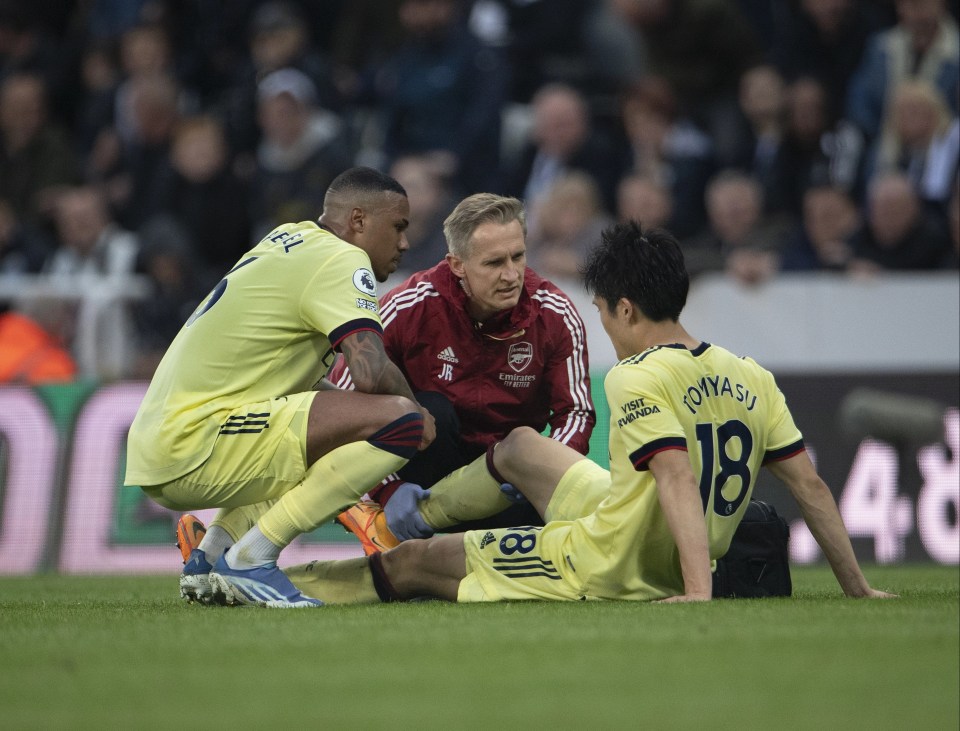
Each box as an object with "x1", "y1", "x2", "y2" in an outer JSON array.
[
  {"x1": 480, "y1": 531, "x2": 496, "y2": 549},
  {"x1": 437, "y1": 347, "x2": 459, "y2": 363}
]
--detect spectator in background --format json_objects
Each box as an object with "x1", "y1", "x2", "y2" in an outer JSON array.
[
  {"x1": 112, "y1": 23, "x2": 189, "y2": 145},
  {"x1": 775, "y1": 76, "x2": 863, "y2": 216},
  {"x1": 153, "y1": 115, "x2": 251, "y2": 277},
  {"x1": 615, "y1": 172, "x2": 673, "y2": 229},
  {"x1": 45, "y1": 185, "x2": 138, "y2": 278},
  {"x1": 387, "y1": 153, "x2": 457, "y2": 276},
  {"x1": 848, "y1": 171, "x2": 952, "y2": 273},
  {"x1": 130, "y1": 215, "x2": 207, "y2": 378},
  {"x1": 0, "y1": 72, "x2": 78, "y2": 226},
  {"x1": 250, "y1": 67, "x2": 350, "y2": 239},
  {"x1": 93, "y1": 73, "x2": 181, "y2": 230},
  {"x1": 603, "y1": 0, "x2": 762, "y2": 165},
  {"x1": 616, "y1": 75, "x2": 714, "y2": 238},
  {"x1": 0, "y1": 4, "x2": 69, "y2": 121},
  {"x1": 684, "y1": 169, "x2": 790, "y2": 285},
  {"x1": 326, "y1": 0, "x2": 405, "y2": 105},
  {"x1": 845, "y1": 0, "x2": 959, "y2": 143},
  {"x1": 0, "y1": 197, "x2": 51, "y2": 274},
  {"x1": 871, "y1": 80, "x2": 959, "y2": 218},
  {"x1": 73, "y1": 40, "x2": 121, "y2": 163},
  {"x1": 727, "y1": 64, "x2": 791, "y2": 215},
  {"x1": 771, "y1": 0, "x2": 887, "y2": 117},
  {"x1": 375, "y1": 0, "x2": 507, "y2": 194},
  {"x1": 507, "y1": 82, "x2": 618, "y2": 222},
  {"x1": 526, "y1": 170, "x2": 614, "y2": 280},
  {"x1": 44, "y1": 185, "x2": 141, "y2": 380},
  {"x1": 780, "y1": 184, "x2": 860, "y2": 272},
  {"x1": 466, "y1": 0, "x2": 596, "y2": 102},
  {"x1": 223, "y1": 1, "x2": 340, "y2": 154}
]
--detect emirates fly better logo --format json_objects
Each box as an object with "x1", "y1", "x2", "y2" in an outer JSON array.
[{"x1": 507, "y1": 342, "x2": 533, "y2": 372}]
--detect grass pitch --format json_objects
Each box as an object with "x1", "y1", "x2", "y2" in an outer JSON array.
[{"x1": 0, "y1": 565, "x2": 956, "y2": 730}]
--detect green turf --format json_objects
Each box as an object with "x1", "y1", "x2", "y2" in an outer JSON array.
[{"x1": 0, "y1": 565, "x2": 956, "y2": 730}]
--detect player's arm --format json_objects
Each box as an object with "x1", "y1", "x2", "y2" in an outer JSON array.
[
  {"x1": 339, "y1": 330, "x2": 436, "y2": 448},
  {"x1": 649, "y1": 449, "x2": 713, "y2": 602},
  {"x1": 765, "y1": 452, "x2": 896, "y2": 599}
]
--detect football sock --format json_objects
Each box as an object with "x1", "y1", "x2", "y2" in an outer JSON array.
[
  {"x1": 196, "y1": 525, "x2": 234, "y2": 564},
  {"x1": 201, "y1": 502, "x2": 274, "y2": 562},
  {"x1": 224, "y1": 525, "x2": 281, "y2": 569},
  {"x1": 257, "y1": 413, "x2": 422, "y2": 550},
  {"x1": 418, "y1": 448, "x2": 512, "y2": 529},
  {"x1": 283, "y1": 558, "x2": 379, "y2": 604}
]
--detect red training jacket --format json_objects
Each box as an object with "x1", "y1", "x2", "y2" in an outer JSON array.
[{"x1": 328, "y1": 260, "x2": 595, "y2": 454}]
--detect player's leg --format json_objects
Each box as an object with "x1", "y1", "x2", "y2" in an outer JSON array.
[
  {"x1": 284, "y1": 533, "x2": 467, "y2": 604},
  {"x1": 211, "y1": 391, "x2": 424, "y2": 606},
  {"x1": 248, "y1": 390, "x2": 423, "y2": 555},
  {"x1": 489, "y1": 427, "x2": 586, "y2": 518},
  {"x1": 379, "y1": 534, "x2": 466, "y2": 601},
  {"x1": 339, "y1": 426, "x2": 587, "y2": 553},
  {"x1": 337, "y1": 390, "x2": 472, "y2": 548},
  {"x1": 201, "y1": 502, "x2": 273, "y2": 561}
]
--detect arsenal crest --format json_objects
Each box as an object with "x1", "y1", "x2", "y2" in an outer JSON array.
[{"x1": 507, "y1": 341, "x2": 533, "y2": 372}]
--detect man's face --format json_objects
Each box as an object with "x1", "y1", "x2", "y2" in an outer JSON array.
[
  {"x1": 359, "y1": 192, "x2": 410, "y2": 281},
  {"x1": 868, "y1": 179, "x2": 918, "y2": 248},
  {"x1": 56, "y1": 191, "x2": 107, "y2": 253},
  {"x1": 447, "y1": 219, "x2": 526, "y2": 321}
]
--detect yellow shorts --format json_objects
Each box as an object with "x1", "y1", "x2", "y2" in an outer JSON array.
[
  {"x1": 142, "y1": 392, "x2": 316, "y2": 511},
  {"x1": 457, "y1": 459, "x2": 611, "y2": 603},
  {"x1": 544, "y1": 458, "x2": 610, "y2": 522}
]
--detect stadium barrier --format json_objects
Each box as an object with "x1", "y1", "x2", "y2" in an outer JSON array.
[{"x1": 0, "y1": 371, "x2": 956, "y2": 575}]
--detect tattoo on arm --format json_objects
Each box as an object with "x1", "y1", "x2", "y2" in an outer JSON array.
[{"x1": 340, "y1": 331, "x2": 416, "y2": 400}]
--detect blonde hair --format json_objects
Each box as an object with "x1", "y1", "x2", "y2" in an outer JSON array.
[
  {"x1": 876, "y1": 80, "x2": 952, "y2": 172},
  {"x1": 443, "y1": 193, "x2": 526, "y2": 257}
]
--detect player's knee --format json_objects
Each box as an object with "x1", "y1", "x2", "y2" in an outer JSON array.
[
  {"x1": 496, "y1": 426, "x2": 540, "y2": 474},
  {"x1": 381, "y1": 395, "x2": 419, "y2": 422},
  {"x1": 381, "y1": 538, "x2": 429, "y2": 592},
  {"x1": 383, "y1": 535, "x2": 461, "y2": 598},
  {"x1": 368, "y1": 397, "x2": 423, "y2": 459}
]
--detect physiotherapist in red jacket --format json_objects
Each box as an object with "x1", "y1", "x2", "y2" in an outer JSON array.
[{"x1": 329, "y1": 193, "x2": 595, "y2": 545}]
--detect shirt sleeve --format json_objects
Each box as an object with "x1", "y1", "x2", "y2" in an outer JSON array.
[
  {"x1": 300, "y1": 247, "x2": 382, "y2": 350},
  {"x1": 606, "y1": 364, "x2": 687, "y2": 471},
  {"x1": 760, "y1": 373, "x2": 805, "y2": 464}
]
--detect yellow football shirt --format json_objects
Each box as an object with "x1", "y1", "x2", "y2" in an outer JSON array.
[
  {"x1": 125, "y1": 222, "x2": 382, "y2": 486},
  {"x1": 563, "y1": 342, "x2": 804, "y2": 600}
]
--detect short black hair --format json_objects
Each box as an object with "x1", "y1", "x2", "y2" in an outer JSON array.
[
  {"x1": 581, "y1": 221, "x2": 689, "y2": 322},
  {"x1": 325, "y1": 166, "x2": 406, "y2": 201}
]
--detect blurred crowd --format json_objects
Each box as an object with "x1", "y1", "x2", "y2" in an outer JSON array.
[{"x1": 0, "y1": 0, "x2": 957, "y2": 382}]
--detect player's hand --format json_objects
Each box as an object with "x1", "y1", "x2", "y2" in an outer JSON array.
[
  {"x1": 384, "y1": 482, "x2": 433, "y2": 540},
  {"x1": 858, "y1": 588, "x2": 899, "y2": 599},
  {"x1": 655, "y1": 593, "x2": 711, "y2": 604},
  {"x1": 417, "y1": 406, "x2": 436, "y2": 450}
]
